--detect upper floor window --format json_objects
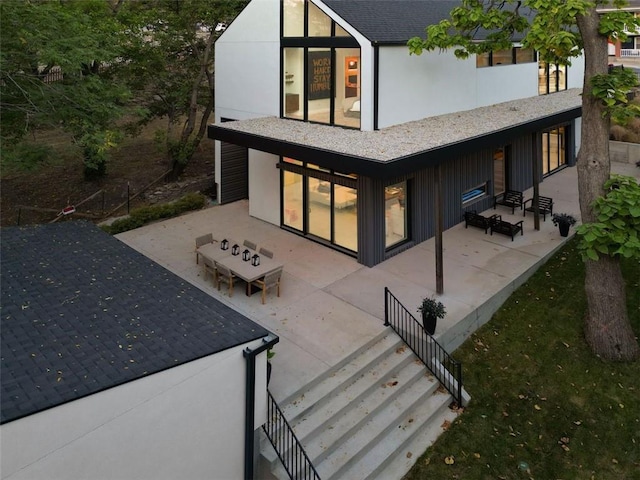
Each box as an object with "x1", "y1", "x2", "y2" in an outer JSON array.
[
  {"x1": 538, "y1": 61, "x2": 567, "y2": 94},
  {"x1": 476, "y1": 47, "x2": 536, "y2": 67},
  {"x1": 282, "y1": 1, "x2": 360, "y2": 129}
]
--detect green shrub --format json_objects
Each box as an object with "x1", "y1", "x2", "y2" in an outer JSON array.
[
  {"x1": 102, "y1": 192, "x2": 206, "y2": 234},
  {"x1": 1, "y1": 143, "x2": 51, "y2": 172}
]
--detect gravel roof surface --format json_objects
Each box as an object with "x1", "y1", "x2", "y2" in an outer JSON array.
[{"x1": 215, "y1": 89, "x2": 582, "y2": 162}]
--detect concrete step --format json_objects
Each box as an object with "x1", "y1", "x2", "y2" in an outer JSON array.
[
  {"x1": 260, "y1": 328, "x2": 461, "y2": 480},
  {"x1": 279, "y1": 332, "x2": 405, "y2": 425},
  {"x1": 331, "y1": 391, "x2": 456, "y2": 480},
  {"x1": 301, "y1": 359, "x2": 432, "y2": 464},
  {"x1": 315, "y1": 378, "x2": 450, "y2": 480}
]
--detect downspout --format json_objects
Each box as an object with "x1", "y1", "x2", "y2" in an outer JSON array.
[{"x1": 243, "y1": 334, "x2": 279, "y2": 480}]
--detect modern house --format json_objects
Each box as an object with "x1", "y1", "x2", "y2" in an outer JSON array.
[
  {"x1": 0, "y1": 221, "x2": 276, "y2": 480},
  {"x1": 208, "y1": 0, "x2": 585, "y2": 268}
]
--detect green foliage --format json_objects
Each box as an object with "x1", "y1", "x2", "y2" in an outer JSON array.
[
  {"x1": 576, "y1": 175, "x2": 640, "y2": 260},
  {"x1": 599, "y1": 9, "x2": 640, "y2": 41},
  {"x1": 408, "y1": 0, "x2": 640, "y2": 123},
  {"x1": 102, "y1": 192, "x2": 207, "y2": 234},
  {"x1": 591, "y1": 67, "x2": 640, "y2": 122},
  {"x1": 0, "y1": 0, "x2": 128, "y2": 177},
  {"x1": 417, "y1": 296, "x2": 447, "y2": 319},
  {"x1": 0, "y1": 143, "x2": 52, "y2": 172},
  {"x1": 551, "y1": 212, "x2": 577, "y2": 227},
  {"x1": 112, "y1": 0, "x2": 249, "y2": 171},
  {"x1": 405, "y1": 239, "x2": 640, "y2": 479}
]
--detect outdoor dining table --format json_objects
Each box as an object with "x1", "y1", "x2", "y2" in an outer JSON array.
[
  {"x1": 197, "y1": 240, "x2": 284, "y2": 296},
  {"x1": 216, "y1": 250, "x2": 284, "y2": 296}
]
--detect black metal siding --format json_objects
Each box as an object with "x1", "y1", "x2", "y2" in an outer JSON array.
[{"x1": 220, "y1": 142, "x2": 248, "y2": 204}]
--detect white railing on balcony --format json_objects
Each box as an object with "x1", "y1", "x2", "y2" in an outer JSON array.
[{"x1": 620, "y1": 49, "x2": 640, "y2": 57}]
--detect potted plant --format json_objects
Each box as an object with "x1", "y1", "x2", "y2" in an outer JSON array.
[
  {"x1": 551, "y1": 213, "x2": 577, "y2": 237},
  {"x1": 417, "y1": 296, "x2": 446, "y2": 335}
]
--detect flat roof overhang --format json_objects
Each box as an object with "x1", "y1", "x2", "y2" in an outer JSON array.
[{"x1": 208, "y1": 89, "x2": 582, "y2": 178}]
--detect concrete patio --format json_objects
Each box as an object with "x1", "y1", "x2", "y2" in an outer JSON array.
[{"x1": 116, "y1": 162, "x2": 638, "y2": 404}]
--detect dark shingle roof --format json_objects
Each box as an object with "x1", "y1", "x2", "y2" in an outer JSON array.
[
  {"x1": 1, "y1": 221, "x2": 270, "y2": 424},
  {"x1": 323, "y1": 0, "x2": 531, "y2": 44}
]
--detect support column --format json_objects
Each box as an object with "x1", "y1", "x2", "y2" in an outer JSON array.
[{"x1": 435, "y1": 164, "x2": 444, "y2": 294}]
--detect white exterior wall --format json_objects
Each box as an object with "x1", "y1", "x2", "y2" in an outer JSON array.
[
  {"x1": 248, "y1": 150, "x2": 280, "y2": 223},
  {"x1": 214, "y1": 0, "x2": 280, "y2": 201},
  {"x1": 1, "y1": 341, "x2": 269, "y2": 480},
  {"x1": 567, "y1": 56, "x2": 585, "y2": 89},
  {"x1": 377, "y1": 46, "x2": 571, "y2": 128}
]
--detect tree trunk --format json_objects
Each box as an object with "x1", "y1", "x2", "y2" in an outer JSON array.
[
  {"x1": 576, "y1": 10, "x2": 640, "y2": 361},
  {"x1": 584, "y1": 256, "x2": 639, "y2": 360}
]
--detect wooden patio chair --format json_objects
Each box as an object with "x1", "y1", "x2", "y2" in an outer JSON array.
[
  {"x1": 258, "y1": 247, "x2": 274, "y2": 259},
  {"x1": 202, "y1": 256, "x2": 216, "y2": 284},
  {"x1": 251, "y1": 267, "x2": 283, "y2": 304},
  {"x1": 214, "y1": 261, "x2": 236, "y2": 297},
  {"x1": 195, "y1": 233, "x2": 214, "y2": 264}
]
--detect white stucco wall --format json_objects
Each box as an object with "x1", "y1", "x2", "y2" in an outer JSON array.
[
  {"x1": 376, "y1": 46, "x2": 575, "y2": 128},
  {"x1": 214, "y1": 0, "x2": 280, "y2": 122},
  {"x1": 1, "y1": 341, "x2": 269, "y2": 480},
  {"x1": 214, "y1": 0, "x2": 280, "y2": 199},
  {"x1": 248, "y1": 150, "x2": 280, "y2": 224}
]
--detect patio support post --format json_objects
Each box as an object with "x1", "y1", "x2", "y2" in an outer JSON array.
[
  {"x1": 435, "y1": 163, "x2": 444, "y2": 294},
  {"x1": 532, "y1": 132, "x2": 541, "y2": 230}
]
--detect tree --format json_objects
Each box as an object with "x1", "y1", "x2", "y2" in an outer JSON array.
[
  {"x1": 0, "y1": 0, "x2": 129, "y2": 179},
  {"x1": 112, "y1": 0, "x2": 249, "y2": 179},
  {"x1": 408, "y1": 0, "x2": 640, "y2": 360}
]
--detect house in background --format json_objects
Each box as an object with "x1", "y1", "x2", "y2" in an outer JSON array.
[
  {"x1": 602, "y1": 0, "x2": 640, "y2": 57},
  {"x1": 0, "y1": 221, "x2": 276, "y2": 480},
  {"x1": 208, "y1": 0, "x2": 584, "y2": 269}
]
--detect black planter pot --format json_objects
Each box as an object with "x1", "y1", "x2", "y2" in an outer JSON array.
[
  {"x1": 267, "y1": 361, "x2": 272, "y2": 385},
  {"x1": 422, "y1": 312, "x2": 437, "y2": 335},
  {"x1": 558, "y1": 222, "x2": 570, "y2": 237}
]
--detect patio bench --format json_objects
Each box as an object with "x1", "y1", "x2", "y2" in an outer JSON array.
[
  {"x1": 463, "y1": 210, "x2": 501, "y2": 234},
  {"x1": 523, "y1": 195, "x2": 554, "y2": 221},
  {"x1": 493, "y1": 190, "x2": 523, "y2": 214},
  {"x1": 490, "y1": 218, "x2": 524, "y2": 241}
]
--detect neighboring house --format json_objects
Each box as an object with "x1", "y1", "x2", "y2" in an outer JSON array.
[
  {"x1": 0, "y1": 221, "x2": 276, "y2": 480},
  {"x1": 208, "y1": 0, "x2": 585, "y2": 268},
  {"x1": 602, "y1": 0, "x2": 640, "y2": 56}
]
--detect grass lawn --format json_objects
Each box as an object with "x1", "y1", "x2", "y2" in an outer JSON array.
[{"x1": 405, "y1": 238, "x2": 640, "y2": 480}]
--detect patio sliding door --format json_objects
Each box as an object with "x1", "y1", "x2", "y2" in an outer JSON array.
[{"x1": 281, "y1": 158, "x2": 358, "y2": 255}]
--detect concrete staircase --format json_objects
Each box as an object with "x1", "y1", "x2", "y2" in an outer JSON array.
[{"x1": 261, "y1": 329, "x2": 460, "y2": 480}]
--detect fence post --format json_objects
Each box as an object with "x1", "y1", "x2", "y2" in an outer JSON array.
[{"x1": 127, "y1": 182, "x2": 130, "y2": 214}]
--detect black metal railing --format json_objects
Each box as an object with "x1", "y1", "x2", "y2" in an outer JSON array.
[
  {"x1": 384, "y1": 287, "x2": 463, "y2": 405},
  {"x1": 263, "y1": 390, "x2": 321, "y2": 480}
]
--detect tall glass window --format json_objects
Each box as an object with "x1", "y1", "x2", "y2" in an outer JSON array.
[
  {"x1": 283, "y1": 0, "x2": 304, "y2": 37},
  {"x1": 282, "y1": 0, "x2": 360, "y2": 128},
  {"x1": 385, "y1": 182, "x2": 407, "y2": 248},
  {"x1": 493, "y1": 148, "x2": 506, "y2": 195},
  {"x1": 308, "y1": 48, "x2": 331, "y2": 124},
  {"x1": 539, "y1": 62, "x2": 567, "y2": 95},
  {"x1": 542, "y1": 127, "x2": 567, "y2": 175},
  {"x1": 284, "y1": 48, "x2": 303, "y2": 120},
  {"x1": 308, "y1": 2, "x2": 331, "y2": 37}
]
